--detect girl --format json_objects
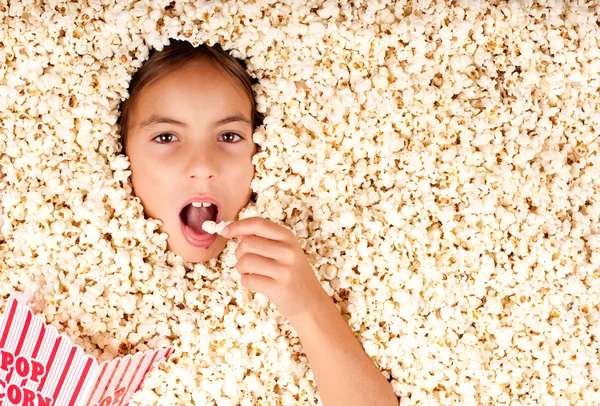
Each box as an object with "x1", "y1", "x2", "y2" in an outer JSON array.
[{"x1": 123, "y1": 39, "x2": 399, "y2": 405}]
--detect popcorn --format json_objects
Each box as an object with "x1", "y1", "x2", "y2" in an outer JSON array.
[
  {"x1": 201, "y1": 220, "x2": 232, "y2": 235},
  {"x1": 0, "y1": 1, "x2": 598, "y2": 404}
]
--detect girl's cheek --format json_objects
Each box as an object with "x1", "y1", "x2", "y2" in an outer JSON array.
[{"x1": 146, "y1": 150, "x2": 182, "y2": 169}]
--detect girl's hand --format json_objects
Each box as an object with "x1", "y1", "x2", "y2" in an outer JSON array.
[{"x1": 222, "y1": 216, "x2": 330, "y2": 322}]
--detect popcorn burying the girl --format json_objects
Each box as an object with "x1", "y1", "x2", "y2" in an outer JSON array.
[{"x1": 116, "y1": 40, "x2": 399, "y2": 404}]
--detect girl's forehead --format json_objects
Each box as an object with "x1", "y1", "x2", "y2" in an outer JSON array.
[
  {"x1": 142, "y1": 61, "x2": 247, "y2": 102},
  {"x1": 132, "y1": 70, "x2": 252, "y2": 129},
  {"x1": 161, "y1": 59, "x2": 227, "y2": 85}
]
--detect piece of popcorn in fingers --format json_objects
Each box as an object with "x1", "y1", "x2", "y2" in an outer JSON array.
[{"x1": 202, "y1": 220, "x2": 232, "y2": 235}]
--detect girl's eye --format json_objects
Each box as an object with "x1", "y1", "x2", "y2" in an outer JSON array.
[
  {"x1": 219, "y1": 132, "x2": 243, "y2": 143},
  {"x1": 153, "y1": 133, "x2": 178, "y2": 144}
]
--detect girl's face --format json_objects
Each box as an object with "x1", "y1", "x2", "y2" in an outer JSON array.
[{"x1": 125, "y1": 59, "x2": 256, "y2": 263}]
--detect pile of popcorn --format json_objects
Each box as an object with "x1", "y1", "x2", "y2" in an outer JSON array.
[{"x1": 1, "y1": 0, "x2": 599, "y2": 404}]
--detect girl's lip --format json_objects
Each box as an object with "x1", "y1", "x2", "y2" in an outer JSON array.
[{"x1": 179, "y1": 219, "x2": 218, "y2": 248}]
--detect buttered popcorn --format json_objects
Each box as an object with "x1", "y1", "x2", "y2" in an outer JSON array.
[
  {"x1": 1, "y1": 1, "x2": 599, "y2": 405},
  {"x1": 201, "y1": 221, "x2": 232, "y2": 236}
]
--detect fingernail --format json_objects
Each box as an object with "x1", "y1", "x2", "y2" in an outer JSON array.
[{"x1": 222, "y1": 226, "x2": 229, "y2": 237}]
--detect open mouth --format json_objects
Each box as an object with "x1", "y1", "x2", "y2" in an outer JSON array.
[{"x1": 180, "y1": 201, "x2": 219, "y2": 238}]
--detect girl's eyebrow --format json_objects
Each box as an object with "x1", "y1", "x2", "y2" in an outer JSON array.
[
  {"x1": 214, "y1": 114, "x2": 251, "y2": 127},
  {"x1": 139, "y1": 114, "x2": 187, "y2": 129},
  {"x1": 138, "y1": 113, "x2": 251, "y2": 129}
]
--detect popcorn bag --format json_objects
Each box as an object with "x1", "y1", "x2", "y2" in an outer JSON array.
[{"x1": 0, "y1": 296, "x2": 173, "y2": 406}]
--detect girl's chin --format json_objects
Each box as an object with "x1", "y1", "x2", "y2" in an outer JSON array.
[{"x1": 167, "y1": 238, "x2": 226, "y2": 263}]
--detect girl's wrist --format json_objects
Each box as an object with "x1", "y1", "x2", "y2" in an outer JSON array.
[{"x1": 288, "y1": 291, "x2": 337, "y2": 331}]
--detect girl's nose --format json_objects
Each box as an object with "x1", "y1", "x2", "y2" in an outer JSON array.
[{"x1": 184, "y1": 145, "x2": 219, "y2": 181}]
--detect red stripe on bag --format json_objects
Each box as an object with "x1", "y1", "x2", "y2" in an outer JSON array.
[
  {"x1": 52, "y1": 346, "x2": 77, "y2": 401},
  {"x1": 114, "y1": 356, "x2": 132, "y2": 390},
  {"x1": 21, "y1": 321, "x2": 46, "y2": 387},
  {"x1": 85, "y1": 362, "x2": 108, "y2": 406},
  {"x1": 135, "y1": 351, "x2": 159, "y2": 392},
  {"x1": 118, "y1": 352, "x2": 152, "y2": 405},
  {"x1": 37, "y1": 337, "x2": 62, "y2": 391},
  {"x1": 13, "y1": 309, "x2": 31, "y2": 354},
  {"x1": 0, "y1": 299, "x2": 18, "y2": 348},
  {"x1": 67, "y1": 357, "x2": 94, "y2": 406},
  {"x1": 4, "y1": 310, "x2": 32, "y2": 383},
  {"x1": 30, "y1": 321, "x2": 46, "y2": 358},
  {"x1": 99, "y1": 358, "x2": 121, "y2": 401}
]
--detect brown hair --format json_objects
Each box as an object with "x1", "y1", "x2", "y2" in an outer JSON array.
[{"x1": 117, "y1": 40, "x2": 263, "y2": 154}]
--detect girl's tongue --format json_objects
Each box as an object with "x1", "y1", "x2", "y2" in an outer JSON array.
[{"x1": 181, "y1": 205, "x2": 216, "y2": 235}]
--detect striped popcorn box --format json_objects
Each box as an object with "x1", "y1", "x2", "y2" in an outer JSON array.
[{"x1": 0, "y1": 296, "x2": 173, "y2": 406}]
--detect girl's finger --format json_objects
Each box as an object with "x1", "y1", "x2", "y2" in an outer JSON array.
[
  {"x1": 239, "y1": 273, "x2": 278, "y2": 297},
  {"x1": 235, "y1": 235, "x2": 291, "y2": 263},
  {"x1": 235, "y1": 253, "x2": 282, "y2": 280},
  {"x1": 223, "y1": 216, "x2": 292, "y2": 242}
]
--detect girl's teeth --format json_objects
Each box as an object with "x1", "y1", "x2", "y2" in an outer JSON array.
[{"x1": 191, "y1": 202, "x2": 213, "y2": 208}]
